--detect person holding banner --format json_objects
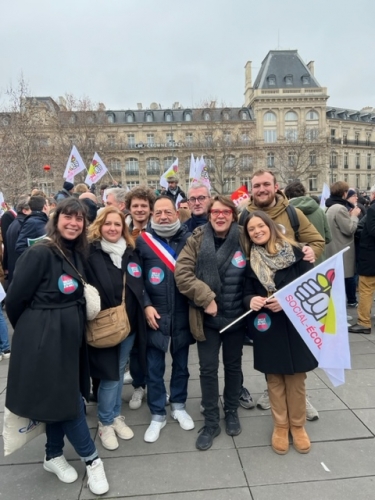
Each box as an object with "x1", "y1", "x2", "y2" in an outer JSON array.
[
  {"x1": 175, "y1": 195, "x2": 248, "y2": 450},
  {"x1": 243, "y1": 211, "x2": 317, "y2": 455}
]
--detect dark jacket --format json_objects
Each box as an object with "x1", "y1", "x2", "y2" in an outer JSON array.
[
  {"x1": 15, "y1": 211, "x2": 48, "y2": 257},
  {"x1": 85, "y1": 242, "x2": 147, "y2": 380},
  {"x1": 3, "y1": 214, "x2": 28, "y2": 282},
  {"x1": 55, "y1": 188, "x2": 72, "y2": 202},
  {"x1": 183, "y1": 214, "x2": 208, "y2": 233},
  {"x1": 243, "y1": 247, "x2": 318, "y2": 375},
  {"x1": 358, "y1": 199, "x2": 375, "y2": 276},
  {"x1": 0, "y1": 210, "x2": 16, "y2": 245},
  {"x1": 165, "y1": 186, "x2": 186, "y2": 204},
  {"x1": 5, "y1": 242, "x2": 90, "y2": 422},
  {"x1": 136, "y1": 225, "x2": 194, "y2": 353}
]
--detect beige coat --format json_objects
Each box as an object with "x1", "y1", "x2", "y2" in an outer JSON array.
[{"x1": 325, "y1": 203, "x2": 358, "y2": 277}]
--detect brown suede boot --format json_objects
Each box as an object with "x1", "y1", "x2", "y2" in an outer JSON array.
[
  {"x1": 271, "y1": 426, "x2": 289, "y2": 455},
  {"x1": 290, "y1": 426, "x2": 311, "y2": 453}
]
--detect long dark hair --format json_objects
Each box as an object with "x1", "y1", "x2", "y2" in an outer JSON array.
[{"x1": 46, "y1": 198, "x2": 88, "y2": 254}]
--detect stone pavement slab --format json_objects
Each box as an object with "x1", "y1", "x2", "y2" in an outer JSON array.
[{"x1": 124, "y1": 489, "x2": 252, "y2": 500}]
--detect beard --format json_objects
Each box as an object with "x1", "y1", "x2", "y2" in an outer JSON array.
[{"x1": 253, "y1": 192, "x2": 276, "y2": 208}]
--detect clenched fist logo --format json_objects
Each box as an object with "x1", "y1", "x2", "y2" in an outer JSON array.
[{"x1": 295, "y1": 270, "x2": 335, "y2": 321}]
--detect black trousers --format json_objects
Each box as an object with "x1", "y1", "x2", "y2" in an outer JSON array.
[{"x1": 197, "y1": 326, "x2": 245, "y2": 427}]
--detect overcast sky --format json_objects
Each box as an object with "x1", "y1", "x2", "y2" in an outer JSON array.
[{"x1": 1, "y1": 0, "x2": 374, "y2": 112}]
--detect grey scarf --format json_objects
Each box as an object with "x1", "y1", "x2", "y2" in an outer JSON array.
[
  {"x1": 151, "y1": 219, "x2": 181, "y2": 239},
  {"x1": 196, "y1": 222, "x2": 239, "y2": 301}
]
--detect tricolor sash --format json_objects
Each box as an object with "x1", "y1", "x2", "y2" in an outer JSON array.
[{"x1": 141, "y1": 232, "x2": 177, "y2": 272}]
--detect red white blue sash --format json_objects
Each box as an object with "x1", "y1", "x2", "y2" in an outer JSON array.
[{"x1": 141, "y1": 232, "x2": 177, "y2": 272}]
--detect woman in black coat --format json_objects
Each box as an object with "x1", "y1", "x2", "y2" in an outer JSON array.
[
  {"x1": 243, "y1": 211, "x2": 317, "y2": 456},
  {"x1": 85, "y1": 206, "x2": 147, "y2": 452},
  {"x1": 5, "y1": 198, "x2": 109, "y2": 496}
]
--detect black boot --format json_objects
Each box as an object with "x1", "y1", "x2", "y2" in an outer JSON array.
[
  {"x1": 196, "y1": 425, "x2": 221, "y2": 451},
  {"x1": 225, "y1": 410, "x2": 241, "y2": 436}
]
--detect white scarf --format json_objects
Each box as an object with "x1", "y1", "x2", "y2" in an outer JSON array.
[{"x1": 100, "y1": 237, "x2": 126, "y2": 269}]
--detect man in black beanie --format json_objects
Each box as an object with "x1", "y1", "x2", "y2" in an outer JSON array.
[{"x1": 55, "y1": 181, "x2": 75, "y2": 203}]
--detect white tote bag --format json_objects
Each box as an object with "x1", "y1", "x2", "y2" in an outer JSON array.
[{"x1": 3, "y1": 407, "x2": 46, "y2": 456}]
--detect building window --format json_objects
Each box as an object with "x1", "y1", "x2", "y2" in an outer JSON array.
[
  {"x1": 267, "y1": 76, "x2": 276, "y2": 86},
  {"x1": 205, "y1": 133, "x2": 213, "y2": 146},
  {"x1": 366, "y1": 133, "x2": 371, "y2": 146},
  {"x1": 367, "y1": 174, "x2": 372, "y2": 189},
  {"x1": 302, "y1": 75, "x2": 310, "y2": 85},
  {"x1": 309, "y1": 175, "x2": 318, "y2": 191},
  {"x1": 224, "y1": 132, "x2": 231, "y2": 144},
  {"x1": 223, "y1": 111, "x2": 230, "y2": 120},
  {"x1": 128, "y1": 134, "x2": 135, "y2": 147},
  {"x1": 147, "y1": 133, "x2": 154, "y2": 145},
  {"x1": 368, "y1": 154, "x2": 372, "y2": 169},
  {"x1": 145, "y1": 112, "x2": 153, "y2": 122},
  {"x1": 241, "y1": 111, "x2": 248, "y2": 120},
  {"x1": 185, "y1": 133, "x2": 193, "y2": 145},
  {"x1": 288, "y1": 151, "x2": 296, "y2": 167},
  {"x1": 146, "y1": 158, "x2": 160, "y2": 175},
  {"x1": 107, "y1": 114, "x2": 115, "y2": 124},
  {"x1": 241, "y1": 132, "x2": 250, "y2": 144},
  {"x1": 240, "y1": 177, "x2": 251, "y2": 188},
  {"x1": 184, "y1": 112, "x2": 192, "y2": 122},
  {"x1": 344, "y1": 152, "x2": 349, "y2": 169},
  {"x1": 356, "y1": 174, "x2": 360, "y2": 188},
  {"x1": 267, "y1": 152, "x2": 275, "y2": 168},
  {"x1": 164, "y1": 156, "x2": 177, "y2": 169},
  {"x1": 125, "y1": 158, "x2": 139, "y2": 175},
  {"x1": 306, "y1": 128, "x2": 318, "y2": 141},
  {"x1": 165, "y1": 113, "x2": 172, "y2": 122},
  {"x1": 127, "y1": 181, "x2": 140, "y2": 189},
  {"x1": 87, "y1": 136, "x2": 95, "y2": 148},
  {"x1": 109, "y1": 159, "x2": 121, "y2": 172},
  {"x1": 225, "y1": 155, "x2": 236, "y2": 170},
  {"x1": 309, "y1": 151, "x2": 316, "y2": 166},
  {"x1": 285, "y1": 129, "x2": 298, "y2": 141},
  {"x1": 285, "y1": 75, "x2": 293, "y2": 86},
  {"x1": 356, "y1": 153, "x2": 361, "y2": 168},
  {"x1": 264, "y1": 129, "x2": 277, "y2": 143},
  {"x1": 306, "y1": 110, "x2": 319, "y2": 120},
  {"x1": 107, "y1": 135, "x2": 116, "y2": 148},
  {"x1": 330, "y1": 129, "x2": 336, "y2": 140},
  {"x1": 126, "y1": 113, "x2": 134, "y2": 123},
  {"x1": 264, "y1": 111, "x2": 276, "y2": 122},
  {"x1": 344, "y1": 174, "x2": 348, "y2": 183},
  {"x1": 223, "y1": 177, "x2": 236, "y2": 193},
  {"x1": 355, "y1": 132, "x2": 359, "y2": 145},
  {"x1": 330, "y1": 151, "x2": 338, "y2": 167},
  {"x1": 240, "y1": 155, "x2": 253, "y2": 169},
  {"x1": 343, "y1": 133, "x2": 348, "y2": 144},
  {"x1": 285, "y1": 111, "x2": 298, "y2": 121},
  {"x1": 204, "y1": 112, "x2": 211, "y2": 121},
  {"x1": 166, "y1": 133, "x2": 174, "y2": 145}
]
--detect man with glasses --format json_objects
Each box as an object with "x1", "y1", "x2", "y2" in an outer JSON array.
[{"x1": 184, "y1": 182, "x2": 212, "y2": 232}]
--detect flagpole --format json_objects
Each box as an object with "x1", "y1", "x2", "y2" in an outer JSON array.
[{"x1": 219, "y1": 246, "x2": 350, "y2": 334}]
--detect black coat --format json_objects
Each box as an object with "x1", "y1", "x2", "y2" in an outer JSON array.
[
  {"x1": 358, "y1": 199, "x2": 375, "y2": 276},
  {"x1": 15, "y1": 211, "x2": 48, "y2": 257},
  {"x1": 136, "y1": 226, "x2": 194, "y2": 353},
  {"x1": 85, "y1": 242, "x2": 147, "y2": 381},
  {"x1": 4, "y1": 214, "x2": 27, "y2": 282},
  {"x1": 5, "y1": 242, "x2": 90, "y2": 423},
  {"x1": 243, "y1": 247, "x2": 318, "y2": 375},
  {"x1": 165, "y1": 186, "x2": 186, "y2": 204}
]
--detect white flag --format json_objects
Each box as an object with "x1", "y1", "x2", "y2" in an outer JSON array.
[
  {"x1": 160, "y1": 158, "x2": 178, "y2": 189},
  {"x1": 196, "y1": 156, "x2": 211, "y2": 190},
  {"x1": 189, "y1": 154, "x2": 197, "y2": 185},
  {"x1": 175, "y1": 193, "x2": 183, "y2": 209},
  {"x1": 85, "y1": 153, "x2": 108, "y2": 187},
  {"x1": 273, "y1": 249, "x2": 351, "y2": 386},
  {"x1": 63, "y1": 146, "x2": 86, "y2": 181},
  {"x1": 320, "y1": 183, "x2": 330, "y2": 209}
]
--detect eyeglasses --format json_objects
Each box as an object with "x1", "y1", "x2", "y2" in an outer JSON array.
[
  {"x1": 187, "y1": 196, "x2": 209, "y2": 204},
  {"x1": 210, "y1": 209, "x2": 233, "y2": 217}
]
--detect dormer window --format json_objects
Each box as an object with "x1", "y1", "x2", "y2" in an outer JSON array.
[
  {"x1": 285, "y1": 75, "x2": 293, "y2": 86},
  {"x1": 126, "y1": 112, "x2": 134, "y2": 123},
  {"x1": 165, "y1": 111, "x2": 173, "y2": 122},
  {"x1": 145, "y1": 112, "x2": 153, "y2": 122},
  {"x1": 267, "y1": 75, "x2": 276, "y2": 86},
  {"x1": 107, "y1": 113, "x2": 115, "y2": 124},
  {"x1": 302, "y1": 75, "x2": 310, "y2": 85}
]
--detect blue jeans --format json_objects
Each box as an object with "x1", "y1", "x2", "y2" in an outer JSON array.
[
  {"x1": 45, "y1": 396, "x2": 97, "y2": 461},
  {"x1": 0, "y1": 307, "x2": 10, "y2": 353},
  {"x1": 146, "y1": 345, "x2": 190, "y2": 419},
  {"x1": 97, "y1": 333, "x2": 135, "y2": 425}
]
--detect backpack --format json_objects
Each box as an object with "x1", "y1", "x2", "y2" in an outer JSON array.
[{"x1": 239, "y1": 204, "x2": 300, "y2": 242}]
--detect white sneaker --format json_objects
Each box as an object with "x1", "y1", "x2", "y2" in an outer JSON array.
[
  {"x1": 113, "y1": 415, "x2": 134, "y2": 440},
  {"x1": 123, "y1": 370, "x2": 133, "y2": 385},
  {"x1": 2, "y1": 350, "x2": 10, "y2": 359},
  {"x1": 43, "y1": 455, "x2": 78, "y2": 483},
  {"x1": 86, "y1": 458, "x2": 109, "y2": 496},
  {"x1": 98, "y1": 422, "x2": 119, "y2": 450},
  {"x1": 256, "y1": 389, "x2": 271, "y2": 410},
  {"x1": 144, "y1": 420, "x2": 166, "y2": 443},
  {"x1": 129, "y1": 387, "x2": 145, "y2": 410},
  {"x1": 171, "y1": 409, "x2": 195, "y2": 430},
  {"x1": 165, "y1": 393, "x2": 170, "y2": 406}
]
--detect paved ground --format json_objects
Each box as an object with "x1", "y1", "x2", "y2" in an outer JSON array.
[{"x1": 1, "y1": 307, "x2": 375, "y2": 499}]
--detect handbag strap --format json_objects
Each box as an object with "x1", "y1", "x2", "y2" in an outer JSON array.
[{"x1": 54, "y1": 244, "x2": 87, "y2": 286}]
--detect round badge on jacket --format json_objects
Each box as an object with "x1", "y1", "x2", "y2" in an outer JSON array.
[
  {"x1": 128, "y1": 262, "x2": 142, "y2": 277},
  {"x1": 148, "y1": 267, "x2": 165, "y2": 285},
  {"x1": 58, "y1": 274, "x2": 79, "y2": 294},
  {"x1": 254, "y1": 312, "x2": 271, "y2": 332},
  {"x1": 231, "y1": 251, "x2": 246, "y2": 268}
]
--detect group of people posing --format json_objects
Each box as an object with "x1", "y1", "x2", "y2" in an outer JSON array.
[{"x1": 3, "y1": 169, "x2": 339, "y2": 496}]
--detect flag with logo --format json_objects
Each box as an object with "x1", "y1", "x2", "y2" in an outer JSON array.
[
  {"x1": 195, "y1": 156, "x2": 211, "y2": 190},
  {"x1": 63, "y1": 146, "x2": 86, "y2": 181},
  {"x1": 320, "y1": 182, "x2": 330, "y2": 209},
  {"x1": 273, "y1": 248, "x2": 351, "y2": 386},
  {"x1": 84, "y1": 153, "x2": 108, "y2": 187},
  {"x1": 189, "y1": 153, "x2": 199, "y2": 185},
  {"x1": 231, "y1": 185, "x2": 250, "y2": 207},
  {"x1": 160, "y1": 158, "x2": 178, "y2": 189}
]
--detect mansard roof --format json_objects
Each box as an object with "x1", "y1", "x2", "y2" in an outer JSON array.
[
  {"x1": 253, "y1": 50, "x2": 321, "y2": 90},
  {"x1": 327, "y1": 106, "x2": 375, "y2": 123}
]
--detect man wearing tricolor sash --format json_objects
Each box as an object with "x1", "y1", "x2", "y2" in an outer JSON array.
[{"x1": 136, "y1": 196, "x2": 195, "y2": 443}]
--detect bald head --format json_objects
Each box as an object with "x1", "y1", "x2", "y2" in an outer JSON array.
[{"x1": 79, "y1": 192, "x2": 98, "y2": 203}]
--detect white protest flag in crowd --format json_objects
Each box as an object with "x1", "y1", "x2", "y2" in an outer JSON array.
[
  {"x1": 63, "y1": 145, "x2": 86, "y2": 181},
  {"x1": 0, "y1": 191, "x2": 5, "y2": 208},
  {"x1": 197, "y1": 156, "x2": 211, "y2": 190},
  {"x1": 84, "y1": 153, "x2": 108, "y2": 187},
  {"x1": 273, "y1": 248, "x2": 351, "y2": 386},
  {"x1": 189, "y1": 153, "x2": 198, "y2": 185},
  {"x1": 160, "y1": 158, "x2": 178, "y2": 189},
  {"x1": 175, "y1": 193, "x2": 183, "y2": 208},
  {"x1": 320, "y1": 183, "x2": 330, "y2": 209}
]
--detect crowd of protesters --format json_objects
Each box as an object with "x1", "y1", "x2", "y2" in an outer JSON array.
[{"x1": 0, "y1": 171, "x2": 370, "y2": 494}]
